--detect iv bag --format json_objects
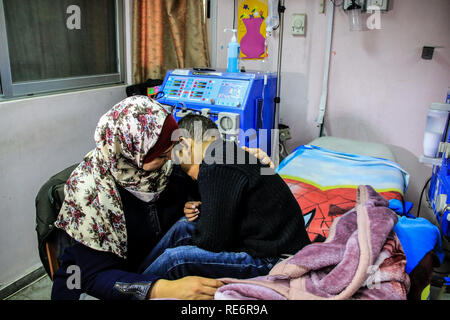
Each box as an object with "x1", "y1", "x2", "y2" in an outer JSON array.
[{"x1": 265, "y1": 0, "x2": 279, "y2": 34}]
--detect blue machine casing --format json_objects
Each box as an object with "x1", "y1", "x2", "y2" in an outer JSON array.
[
  {"x1": 428, "y1": 113, "x2": 450, "y2": 240},
  {"x1": 156, "y1": 69, "x2": 277, "y2": 155},
  {"x1": 429, "y1": 164, "x2": 450, "y2": 239}
]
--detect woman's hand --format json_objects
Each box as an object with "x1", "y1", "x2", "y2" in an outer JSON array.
[
  {"x1": 184, "y1": 201, "x2": 201, "y2": 222},
  {"x1": 149, "y1": 276, "x2": 224, "y2": 300},
  {"x1": 242, "y1": 147, "x2": 275, "y2": 169}
]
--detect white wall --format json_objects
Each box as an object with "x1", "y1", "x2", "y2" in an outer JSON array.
[
  {"x1": 0, "y1": 86, "x2": 127, "y2": 288},
  {"x1": 215, "y1": 0, "x2": 450, "y2": 212},
  {"x1": 0, "y1": 0, "x2": 134, "y2": 289}
]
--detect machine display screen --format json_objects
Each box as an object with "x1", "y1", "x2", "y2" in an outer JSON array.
[
  {"x1": 162, "y1": 76, "x2": 249, "y2": 108},
  {"x1": 218, "y1": 82, "x2": 245, "y2": 100}
]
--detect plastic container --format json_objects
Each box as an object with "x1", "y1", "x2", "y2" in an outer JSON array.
[
  {"x1": 224, "y1": 29, "x2": 240, "y2": 73},
  {"x1": 265, "y1": 0, "x2": 279, "y2": 35},
  {"x1": 347, "y1": 2, "x2": 363, "y2": 32},
  {"x1": 423, "y1": 107, "x2": 449, "y2": 157}
]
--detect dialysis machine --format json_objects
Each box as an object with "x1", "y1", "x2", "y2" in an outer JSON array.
[
  {"x1": 156, "y1": 69, "x2": 278, "y2": 156},
  {"x1": 426, "y1": 103, "x2": 450, "y2": 240}
]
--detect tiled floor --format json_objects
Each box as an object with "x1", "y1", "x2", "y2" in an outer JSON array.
[
  {"x1": 4, "y1": 273, "x2": 450, "y2": 300},
  {"x1": 5, "y1": 275, "x2": 53, "y2": 300}
]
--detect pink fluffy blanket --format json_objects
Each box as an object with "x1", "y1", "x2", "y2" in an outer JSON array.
[{"x1": 216, "y1": 185, "x2": 410, "y2": 300}]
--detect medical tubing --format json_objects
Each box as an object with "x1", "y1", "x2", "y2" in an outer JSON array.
[
  {"x1": 317, "y1": 1, "x2": 335, "y2": 136},
  {"x1": 233, "y1": 0, "x2": 236, "y2": 29},
  {"x1": 330, "y1": 0, "x2": 344, "y2": 6},
  {"x1": 260, "y1": 75, "x2": 267, "y2": 130},
  {"x1": 417, "y1": 176, "x2": 432, "y2": 218}
]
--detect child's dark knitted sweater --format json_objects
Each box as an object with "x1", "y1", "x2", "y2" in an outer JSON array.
[{"x1": 192, "y1": 139, "x2": 311, "y2": 258}]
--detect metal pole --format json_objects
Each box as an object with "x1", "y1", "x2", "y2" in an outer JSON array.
[
  {"x1": 275, "y1": 0, "x2": 285, "y2": 131},
  {"x1": 272, "y1": 0, "x2": 285, "y2": 165},
  {"x1": 317, "y1": 0, "x2": 335, "y2": 137}
]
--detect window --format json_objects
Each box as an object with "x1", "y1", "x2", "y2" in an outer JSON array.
[
  {"x1": 205, "y1": 0, "x2": 218, "y2": 68},
  {"x1": 0, "y1": 0, "x2": 124, "y2": 99}
]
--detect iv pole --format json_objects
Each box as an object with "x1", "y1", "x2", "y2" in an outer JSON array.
[
  {"x1": 272, "y1": 0, "x2": 285, "y2": 165},
  {"x1": 317, "y1": 0, "x2": 335, "y2": 137}
]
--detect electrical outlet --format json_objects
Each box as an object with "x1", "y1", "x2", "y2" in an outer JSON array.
[
  {"x1": 369, "y1": 0, "x2": 384, "y2": 6},
  {"x1": 365, "y1": 0, "x2": 389, "y2": 11},
  {"x1": 319, "y1": 0, "x2": 325, "y2": 14},
  {"x1": 292, "y1": 14, "x2": 306, "y2": 36}
]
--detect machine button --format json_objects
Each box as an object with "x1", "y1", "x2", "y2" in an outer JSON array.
[{"x1": 210, "y1": 99, "x2": 215, "y2": 105}]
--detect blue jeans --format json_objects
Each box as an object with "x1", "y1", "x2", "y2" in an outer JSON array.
[{"x1": 139, "y1": 218, "x2": 280, "y2": 280}]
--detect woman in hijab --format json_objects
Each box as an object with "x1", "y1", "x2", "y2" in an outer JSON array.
[{"x1": 51, "y1": 95, "x2": 223, "y2": 300}]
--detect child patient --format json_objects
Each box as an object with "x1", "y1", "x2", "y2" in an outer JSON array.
[{"x1": 138, "y1": 114, "x2": 310, "y2": 280}]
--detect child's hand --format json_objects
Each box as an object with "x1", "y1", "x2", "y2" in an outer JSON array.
[
  {"x1": 184, "y1": 201, "x2": 201, "y2": 221},
  {"x1": 242, "y1": 146, "x2": 275, "y2": 169}
]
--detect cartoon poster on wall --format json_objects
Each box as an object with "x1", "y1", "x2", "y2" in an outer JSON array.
[{"x1": 237, "y1": 0, "x2": 268, "y2": 60}]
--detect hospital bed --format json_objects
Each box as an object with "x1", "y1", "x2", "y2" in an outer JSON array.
[
  {"x1": 276, "y1": 136, "x2": 444, "y2": 300},
  {"x1": 278, "y1": 136, "x2": 406, "y2": 241}
]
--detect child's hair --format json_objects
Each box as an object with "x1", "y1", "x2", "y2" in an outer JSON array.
[{"x1": 177, "y1": 114, "x2": 220, "y2": 142}]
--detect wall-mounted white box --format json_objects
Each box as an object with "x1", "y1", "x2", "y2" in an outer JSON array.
[
  {"x1": 366, "y1": 0, "x2": 390, "y2": 11},
  {"x1": 292, "y1": 13, "x2": 306, "y2": 36},
  {"x1": 319, "y1": 0, "x2": 325, "y2": 14}
]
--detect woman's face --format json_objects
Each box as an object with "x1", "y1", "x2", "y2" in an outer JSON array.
[{"x1": 142, "y1": 145, "x2": 173, "y2": 171}]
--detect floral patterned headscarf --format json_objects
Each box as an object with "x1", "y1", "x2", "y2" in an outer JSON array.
[{"x1": 55, "y1": 96, "x2": 175, "y2": 258}]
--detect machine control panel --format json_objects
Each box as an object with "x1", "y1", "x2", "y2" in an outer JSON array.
[{"x1": 163, "y1": 76, "x2": 250, "y2": 108}]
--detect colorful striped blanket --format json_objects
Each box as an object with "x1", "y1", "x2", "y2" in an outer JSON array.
[{"x1": 276, "y1": 145, "x2": 410, "y2": 241}]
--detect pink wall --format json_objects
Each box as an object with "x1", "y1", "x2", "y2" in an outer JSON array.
[
  {"x1": 216, "y1": 0, "x2": 450, "y2": 210},
  {"x1": 326, "y1": 0, "x2": 450, "y2": 156},
  {"x1": 217, "y1": 0, "x2": 450, "y2": 155}
]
